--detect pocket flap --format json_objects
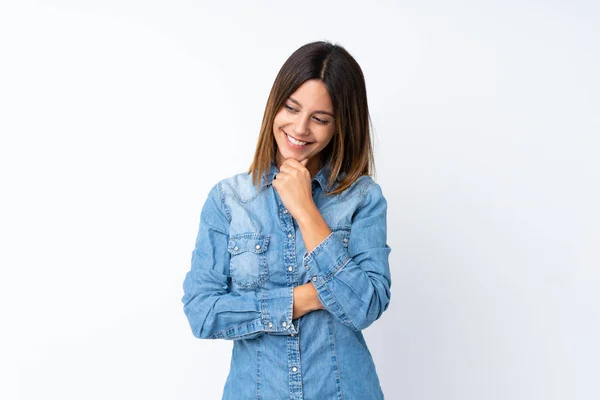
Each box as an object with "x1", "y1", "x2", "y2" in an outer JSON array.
[{"x1": 227, "y1": 233, "x2": 270, "y2": 255}]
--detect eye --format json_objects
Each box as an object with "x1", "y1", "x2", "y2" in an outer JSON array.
[
  {"x1": 313, "y1": 116, "x2": 330, "y2": 125},
  {"x1": 284, "y1": 104, "x2": 297, "y2": 112}
]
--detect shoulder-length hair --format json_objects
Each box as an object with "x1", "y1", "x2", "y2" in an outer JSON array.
[{"x1": 248, "y1": 40, "x2": 376, "y2": 196}]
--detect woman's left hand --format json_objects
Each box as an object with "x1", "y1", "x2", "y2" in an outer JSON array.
[{"x1": 272, "y1": 157, "x2": 315, "y2": 221}]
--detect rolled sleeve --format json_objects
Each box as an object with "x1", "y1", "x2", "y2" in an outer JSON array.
[
  {"x1": 302, "y1": 231, "x2": 352, "y2": 277},
  {"x1": 302, "y1": 181, "x2": 392, "y2": 332}
]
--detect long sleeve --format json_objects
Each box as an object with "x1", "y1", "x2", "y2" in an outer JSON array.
[
  {"x1": 303, "y1": 181, "x2": 392, "y2": 331},
  {"x1": 182, "y1": 182, "x2": 298, "y2": 340}
]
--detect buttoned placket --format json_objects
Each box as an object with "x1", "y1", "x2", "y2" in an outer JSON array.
[
  {"x1": 264, "y1": 171, "x2": 321, "y2": 398},
  {"x1": 278, "y1": 195, "x2": 304, "y2": 399}
]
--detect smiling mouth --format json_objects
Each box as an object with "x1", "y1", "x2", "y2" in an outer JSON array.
[{"x1": 282, "y1": 129, "x2": 313, "y2": 146}]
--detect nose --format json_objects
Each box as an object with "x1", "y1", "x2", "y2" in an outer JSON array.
[{"x1": 291, "y1": 114, "x2": 310, "y2": 137}]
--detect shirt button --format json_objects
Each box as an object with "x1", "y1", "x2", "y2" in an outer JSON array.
[
  {"x1": 305, "y1": 265, "x2": 310, "y2": 270},
  {"x1": 291, "y1": 333, "x2": 296, "y2": 337},
  {"x1": 255, "y1": 244, "x2": 261, "y2": 250},
  {"x1": 282, "y1": 321, "x2": 288, "y2": 327},
  {"x1": 283, "y1": 209, "x2": 288, "y2": 214},
  {"x1": 287, "y1": 266, "x2": 293, "y2": 272},
  {"x1": 233, "y1": 246, "x2": 239, "y2": 251},
  {"x1": 267, "y1": 321, "x2": 273, "y2": 328},
  {"x1": 292, "y1": 366, "x2": 298, "y2": 372},
  {"x1": 288, "y1": 233, "x2": 292, "y2": 238},
  {"x1": 311, "y1": 276, "x2": 317, "y2": 282},
  {"x1": 343, "y1": 238, "x2": 348, "y2": 243}
]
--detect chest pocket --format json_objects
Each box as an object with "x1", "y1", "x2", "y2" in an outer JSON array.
[{"x1": 227, "y1": 233, "x2": 270, "y2": 290}]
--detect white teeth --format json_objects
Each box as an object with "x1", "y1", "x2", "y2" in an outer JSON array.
[{"x1": 286, "y1": 133, "x2": 308, "y2": 146}]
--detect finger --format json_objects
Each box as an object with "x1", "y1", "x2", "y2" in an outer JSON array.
[
  {"x1": 279, "y1": 163, "x2": 293, "y2": 173},
  {"x1": 274, "y1": 171, "x2": 288, "y2": 180},
  {"x1": 283, "y1": 157, "x2": 308, "y2": 172},
  {"x1": 280, "y1": 160, "x2": 304, "y2": 174},
  {"x1": 281, "y1": 164, "x2": 302, "y2": 176},
  {"x1": 272, "y1": 173, "x2": 284, "y2": 185}
]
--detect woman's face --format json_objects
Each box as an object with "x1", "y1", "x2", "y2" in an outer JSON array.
[{"x1": 273, "y1": 79, "x2": 336, "y2": 174}]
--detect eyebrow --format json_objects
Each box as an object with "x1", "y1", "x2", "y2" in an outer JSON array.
[{"x1": 288, "y1": 97, "x2": 334, "y2": 118}]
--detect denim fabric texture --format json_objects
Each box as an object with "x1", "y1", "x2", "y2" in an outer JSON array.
[{"x1": 182, "y1": 159, "x2": 392, "y2": 399}]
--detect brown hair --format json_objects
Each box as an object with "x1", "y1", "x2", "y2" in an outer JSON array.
[{"x1": 248, "y1": 40, "x2": 375, "y2": 196}]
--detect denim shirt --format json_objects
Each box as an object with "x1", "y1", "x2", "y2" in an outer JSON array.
[{"x1": 182, "y1": 159, "x2": 392, "y2": 400}]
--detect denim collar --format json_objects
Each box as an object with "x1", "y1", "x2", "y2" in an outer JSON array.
[{"x1": 260, "y1": 159, "x2": 346, "y2": 194}]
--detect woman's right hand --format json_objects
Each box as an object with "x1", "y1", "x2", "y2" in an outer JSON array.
[{"x1": 292, "y1": 282, "x2": 325, "y2": 319}]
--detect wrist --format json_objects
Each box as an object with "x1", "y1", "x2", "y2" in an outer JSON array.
[
  {"x1": 293, "y1": 283, "x2": 324, "y2": 319},
  {"x1": 296, "y1": 203, "x2": 321, "y2": 229},
  {"x1": 296, "y1": 206, "x2": 331, "y2": 255}
]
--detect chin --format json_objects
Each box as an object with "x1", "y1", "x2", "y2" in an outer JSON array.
[{"x1": 278, "y1": 150, "x2": 298, "y2": 161}]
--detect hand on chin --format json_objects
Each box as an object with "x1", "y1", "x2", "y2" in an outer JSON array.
[{"x1": 272, "y1": 157, "x2": 313, "y2": 220}]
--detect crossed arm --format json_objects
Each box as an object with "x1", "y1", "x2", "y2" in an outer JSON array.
[
  {"x1": 182, "y1": 181, "x2": 391, "y2": 340},
  {"x1": 292, "y1": 200, "x2": 332, "y2": 319}
]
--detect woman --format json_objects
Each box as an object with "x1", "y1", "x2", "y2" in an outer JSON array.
[{"x1": 182, "y1": 41, "x2": 392, "y2": 399}]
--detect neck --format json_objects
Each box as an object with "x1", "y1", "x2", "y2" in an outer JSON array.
[{"x1": 306, "y1": 157, "x2": 322, "y2": 179}]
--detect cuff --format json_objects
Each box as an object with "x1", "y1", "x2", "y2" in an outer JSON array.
[
  {"x1": 302, "y1": 232, "x2": 355, "y2": 329},
  {"x1": 302, "y1": 231, "x2": 352, "y2": 279},
  {"x1": 260, "y1": 286, "x2": 298, "y2": 335}
]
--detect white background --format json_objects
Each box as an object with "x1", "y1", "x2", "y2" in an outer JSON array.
[{"x1": 1, "y1": 1, "x2": 598, "y2": 399}]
